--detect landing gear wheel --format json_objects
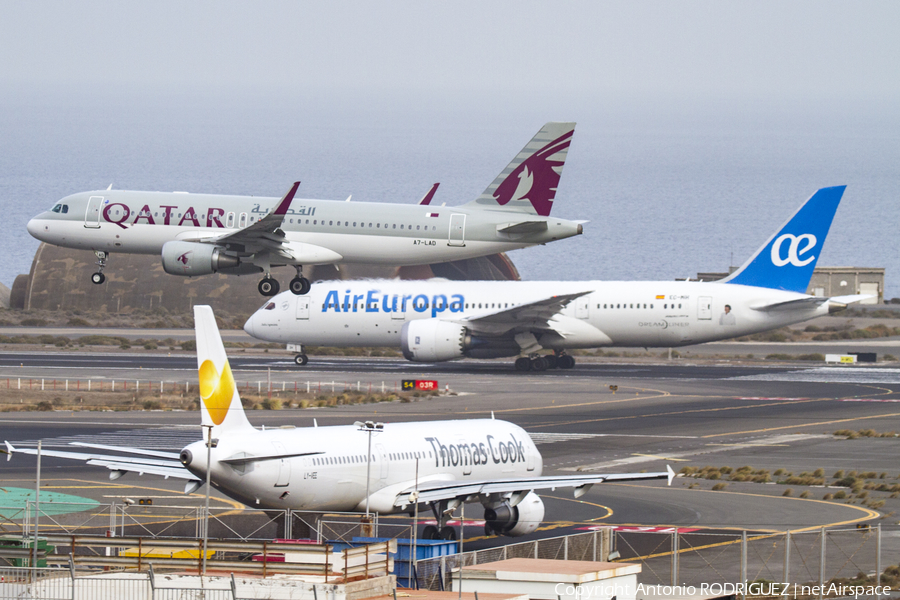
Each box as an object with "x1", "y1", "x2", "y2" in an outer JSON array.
[
  {"x1": 484, "y1": 524, "x2": 494, "y2": 536},
  {"x1": 91, "y1": 272, "x2": 106, "y2": 285},
  {"x1": 422, "y1": 525, "x2": 439, "y2": 540},
  {"x1": 289, "y1": 277, "x2": 311, "y2": 295},
  {"x1": 439, "y1": 526, "x2": 457, "y2": 541},
  {"x1": 515, "y1": 357, "x2": 531, "y2": 371},
  {"x1": 293, "y1": 354, "x2": 309, "y2": 366},
  {"x1": 545, "y1": 354, "x2": 559, "y2": 369},
  {"x1": 558, "y1": 355, "x2": 576, "y2": 369},
  {"x1": 531, "y1": 356, "x2": 548, "y2": 372},
  {"x1": 258, "y1": 277, "x2": 280, "y2": 296}
]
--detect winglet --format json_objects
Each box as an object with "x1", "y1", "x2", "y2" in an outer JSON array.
[
  {"x1": 273, "y1": 182, "x2": 301, "y2": 216},
  {"x1": 418, "y1": 183, "x2": 440, "y2": 205},
  {"x1": 667, "y1": 464, "x2": 675, "y2": 486},
  {"x1": 4, "y1": 441, "x2": 13, "y2": 461}
]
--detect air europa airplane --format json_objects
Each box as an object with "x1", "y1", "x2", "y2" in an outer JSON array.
[
  {"x1": 27, "y1": 123, "x2": 583, "y2": 297},
  {"x1": 4, "y1": 306, "x2": 673, "y2": 540},
  {"x1": 245, "y1": 186, "x2": 871, "y2": 370}
]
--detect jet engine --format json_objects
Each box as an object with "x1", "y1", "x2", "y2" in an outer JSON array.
[
  {"x1": 483, "y1": 491, "x2": 545, "y2": 537},
  {"x1": 161, "y1": 241, "x2": 241, "y2": 276},
  {"x1": 400, "y1": 320, "x2": 468, "y2": 362}
]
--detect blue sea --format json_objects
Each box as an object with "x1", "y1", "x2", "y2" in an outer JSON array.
[{"x1": 2, "y1": 89, "x2": 898, "y2": 298}]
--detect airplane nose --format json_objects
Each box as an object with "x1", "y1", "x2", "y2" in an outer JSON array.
[
  {"x1": 243, "y1": 315, "x2": 256, "y2": 337},
  {"x1": 26, "y1": 218, "x2": 43, "y2": 239}
]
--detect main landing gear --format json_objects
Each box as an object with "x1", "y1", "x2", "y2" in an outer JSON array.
[
  {"x1": 90, "y1": 251, "x2": 108, "y2": 285},
  {"x1": 257, "y1": 266, "x2": 311, "y2": 297},
  {"x1": 514, "y1": 351, "x2": 576, "y2": 372}
]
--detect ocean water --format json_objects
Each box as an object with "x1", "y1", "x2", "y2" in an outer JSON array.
[{"x1": 1, "y1": 90, "x2": 898, "y2": 298}]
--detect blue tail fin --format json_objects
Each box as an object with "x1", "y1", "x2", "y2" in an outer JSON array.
[{"x1": 722, "y1": 186, "x2": 846, "y2": 293}]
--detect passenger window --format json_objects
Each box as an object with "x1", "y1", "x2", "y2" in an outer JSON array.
[
  {"x1": 393, "y1": 224, "x2": 397, "y2": 229},
  {"x1": 400, "y1": 225, "x2": 404, "y2": 229},
  {"x1": 416, "y1": 225, "x2": 420, "y2": 230},
  {"x1": 329, "y1": 220, "x2": 333, "y2": 226},
  {"x1": 369, "y1": 223, "x2": 372, "y2": 227}
]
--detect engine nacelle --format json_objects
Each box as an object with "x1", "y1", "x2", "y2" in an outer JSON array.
[
  {"x1": 400, "y1": 319, "x2": 468, "y2": 362},
  {"x1": 484, "y1": 491, "x2": 545, "y2": 537},
  {"x1": 161, "y1": 241, "x2": 240, "y2": 277}
]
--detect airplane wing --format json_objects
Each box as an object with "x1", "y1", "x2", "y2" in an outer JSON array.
[
  {"x1": 4, "y1": 441, "x2": 196, "y2": 481},
  {"x1": 750, "y1": 294, "x2": 874, "y2": 312},
  {"x1": 453, "y1": 290, "x2": 592, "y2": 337},
  {"x1": 393, "y1": 465, "x2": 676, "y2": 508},
  {"x1": 198, "y1": 182, "x2": 299, "y2": 259}
]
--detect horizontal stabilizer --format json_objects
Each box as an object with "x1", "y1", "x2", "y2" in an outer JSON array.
[
  {"x1": 497, "y1": 221, "x2": 549, "y2": 234},
  {"x1": 751, "y1": 293, "x2": 874, "y2": 312}
]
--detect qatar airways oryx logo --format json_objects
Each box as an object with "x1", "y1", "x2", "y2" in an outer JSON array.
[
  {"x1": 770, "y1": 233, "x2": 817, "y2": 267},
  {"x1": 493, "y1": 130, "x2": 572, "y2": 217}
]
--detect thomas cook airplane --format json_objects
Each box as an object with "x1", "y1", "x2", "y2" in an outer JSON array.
[
  {"x1": 244, "y1": 186, "x2": 871, "y2": 370},
  {"x1": 4, "y1": 305, "x2": 673, "y2": 540},
  {"x1": 26, "y1": 123, "x2": 584, "y2": 297}
]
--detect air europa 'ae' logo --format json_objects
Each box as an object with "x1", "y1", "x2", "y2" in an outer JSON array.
[
  {"x1": 770, "y1": 233, "x2": 817, "y2": 267},
  {"x1": 199, "y1": 359, "x2": 236, "y2": 425}
]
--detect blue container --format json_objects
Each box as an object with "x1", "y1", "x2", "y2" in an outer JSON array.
[{"x1": 328, "y1": 537, "x2": 458, "y2": 588}]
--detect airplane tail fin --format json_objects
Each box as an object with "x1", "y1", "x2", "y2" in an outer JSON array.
[
  {"x1": 466, "y1": 122, "x2": 575, "y2": 216},
  {"x1": 722, "y1": 186, "x2": 846, "y2": 293},
  {"x1": 194, "y1": 305, "x2": 253, "y2": 435}
]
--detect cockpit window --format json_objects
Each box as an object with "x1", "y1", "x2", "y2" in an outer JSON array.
[
  {"x1": 264, "y1": 302, "x2": 276, "y2": 310},
  {"x1": 61, "y1": 204, "x2": 68, "y2": 213},
  {"x1": 51, "y1": 204, "x2": 62, "y2": 213}
]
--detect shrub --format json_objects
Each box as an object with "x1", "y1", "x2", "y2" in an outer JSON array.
[
  {"x1": 36, "y1": 401, "x2": 53, "y2": 411},
  {"x1": 711, "y1": 483, "x2": 727, "y2": 491},
  {"x1": 834, "y1": 490, "x2": 847, "y2": 499},
  {"x1": 181, "y1": 340, "x2": 197, "y2": 351},
  {"x1": 782, "y1": 489, "x2": 793, "y2": 497}
]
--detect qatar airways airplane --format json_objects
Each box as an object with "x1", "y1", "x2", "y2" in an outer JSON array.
[
  {"x1": 26, "y1": 123, "x2": 583, "y2": 297},
  {"x1": 244, "y1": 186, "x2": 870, "y2": 370},
  {"x1": 5, "y1": 306, "x2": 673, "y2": 540}
]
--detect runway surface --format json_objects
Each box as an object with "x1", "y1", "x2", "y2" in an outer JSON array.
[{"x1": 2, "y1": 353, "x2": 899, "y2": 551}]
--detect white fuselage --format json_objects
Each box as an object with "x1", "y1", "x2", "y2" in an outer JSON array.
[
  {"x1": 181, "y1": 419, "x2": 541, "y2": 512},
  {"x1": 245, "y1": 279, "x2": 829, "y2": 351},
  {"x1": 27, "y1": 190, "x2": 582, "y2": 266}
]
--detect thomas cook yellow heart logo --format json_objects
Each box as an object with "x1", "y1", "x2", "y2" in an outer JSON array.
[{"x1": 199, "y1": 359, "x2": 235, "y2": 426}]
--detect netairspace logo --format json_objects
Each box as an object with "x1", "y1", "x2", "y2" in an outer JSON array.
[{"x1": 553, "y1": 582, "x2": 891, "y2": 599}]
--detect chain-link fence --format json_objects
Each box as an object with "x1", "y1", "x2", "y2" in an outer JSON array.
[{"x1": 416, "y1": 526, "x2": 885, "y2": 593}]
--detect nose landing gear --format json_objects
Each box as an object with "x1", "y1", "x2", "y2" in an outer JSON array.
[{"x1": 90, "y1": 251, "x2": 108, "y2": 285}]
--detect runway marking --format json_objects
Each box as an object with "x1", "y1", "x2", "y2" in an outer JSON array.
[
  {"x1": 700, "y1": 411, "x2": 900, "y2": 438},
  {"x1": 631, "y1": 454, "x2": 690, "y2": 462},
  {"x1": 528, "y1": 432, "x2": 697, "y2": 445},
  {"x1": 528, "y1": 396, "x2": 826, "y2": 431},
  {"x1": 568, "y1": 434, "x2": 827, "y2": 472},
  {"x1": 607, "y1": 482, "x2": 880, "y2": 532},
  {"x1": 705, "y1": 443, "x2": 789, "y2": 447}
]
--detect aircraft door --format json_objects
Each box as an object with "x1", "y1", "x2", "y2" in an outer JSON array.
[
  {"x1": 376, "y1": 444, "x2": 389, "y2": 479},
  {"x1": 272, "y1": 442, "x2": 290, "y2": 487},
  {"x1": 84, "y1": 196, "x2": 103, "y2": 228},
  {"x1": 238, "y1": 212, "x2": 248, "y2": 228},
  {"x1": 575, "y1": 298, "x2": 590, "y2": 319},
  {"x1": 448, "y1": 214, "x2": 466, "y2": 247},
  {"x1": 698, "y1": 296, "x2": 712, "y2": 320},
  {"x1": 526, "y1": 445, "x2": 536, "y2": 472},
  {"x1": 295, "y1": 297, "x2": 310, "y2": 320},
  {"x1": 226, "y1": 212, "x2": 235, "y2": 228}
]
